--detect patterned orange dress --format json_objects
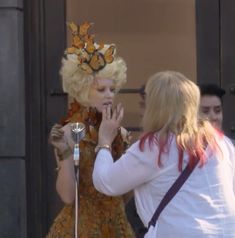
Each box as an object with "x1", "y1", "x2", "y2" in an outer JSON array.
[{"x1": 46, "y1": 102, "x2": 134, "y2": 238}]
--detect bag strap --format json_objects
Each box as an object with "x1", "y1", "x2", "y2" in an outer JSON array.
[{"x1": 147, "y1": 157, "x2": 199, "y2": 229}]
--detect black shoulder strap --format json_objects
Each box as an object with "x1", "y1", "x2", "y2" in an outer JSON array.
[{"x1": 147, "y1": 158, "x2": 199, "y2": 229}]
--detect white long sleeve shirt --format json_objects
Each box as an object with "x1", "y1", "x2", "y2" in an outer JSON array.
[{"x1": 93, "y1": 135, "x2": 235, "y2": 237}]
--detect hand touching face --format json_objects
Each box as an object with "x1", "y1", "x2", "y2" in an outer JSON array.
[
  {"x1": 88, "y1": 78, "x2": 115, "y2": 113},
  {"x1": 98, "y1": 103, "x2": 124, "y2": 146}
]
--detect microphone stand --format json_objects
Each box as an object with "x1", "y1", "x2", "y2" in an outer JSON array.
[{"x1": 71, "y1": 123, "x2": 85, "y2": 238}]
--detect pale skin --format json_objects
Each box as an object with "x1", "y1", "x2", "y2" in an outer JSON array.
[
  {"x1": 49, "y1": 78, "x2": 118, "y2": 203},
  {"x1": 200, "y1": 95, "x2": 223, "y2": 130},
  {"x1": 98, "y1": 103, "x2": 124, "y2": 147}
]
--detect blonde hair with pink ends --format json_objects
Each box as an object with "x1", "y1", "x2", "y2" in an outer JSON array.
[{"x1": 142, "y1": 71, "x2": 217, "y2": 166}]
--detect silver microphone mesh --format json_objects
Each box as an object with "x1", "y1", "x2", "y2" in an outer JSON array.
[{"x1": 70, "y1": 122, "x2": 86, "y2": 143}]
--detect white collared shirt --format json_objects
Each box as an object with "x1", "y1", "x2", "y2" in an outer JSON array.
[{"x1": 93, "y1": 135, "x2": 235, "y2": 237}]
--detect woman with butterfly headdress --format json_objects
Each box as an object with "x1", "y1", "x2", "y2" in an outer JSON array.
[{"x1": 46, "y1": 22, "x2": 134, "y2": 238}]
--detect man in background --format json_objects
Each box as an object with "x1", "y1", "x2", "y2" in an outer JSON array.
[{"x1": 199, "y1": 83, "x2": 235, "y2": 145}]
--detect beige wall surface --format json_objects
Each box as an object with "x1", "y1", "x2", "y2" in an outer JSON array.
[{"x1": 66, "y1": 0, "x2": 196, "y2": 138}]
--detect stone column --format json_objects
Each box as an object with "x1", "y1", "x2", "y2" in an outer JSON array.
[{"x1": 0, "y1": 0, "x2": 26, "y2": 237}]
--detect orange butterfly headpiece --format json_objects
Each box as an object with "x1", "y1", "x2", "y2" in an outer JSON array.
[{"x1": 65, "y1": 21, "x2": 116, "y2": 74}]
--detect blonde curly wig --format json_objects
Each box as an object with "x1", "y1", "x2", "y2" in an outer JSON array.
[{"x1": 60, "y1": 45, "x2": 127, "y2": 105}]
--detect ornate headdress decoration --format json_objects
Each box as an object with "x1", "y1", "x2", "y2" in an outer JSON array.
[{"x1": 65, "y1": 21, "x2": 116, "y2": 74}]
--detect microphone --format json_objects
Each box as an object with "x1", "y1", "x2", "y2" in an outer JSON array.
[
  {"x1": 70, "y1": 122, "x2": 86, "y2": 167},
  {"x1": 70, "y1": 122, "x2": 85, "y2": 238}
]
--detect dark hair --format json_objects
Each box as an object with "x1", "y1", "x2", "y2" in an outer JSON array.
[
  {"x1": 199, "y1": 84, "x2": 226, "y2": 100},
  {"x1": 139, "y1": 85, "x2": 145, "y2": 100}
]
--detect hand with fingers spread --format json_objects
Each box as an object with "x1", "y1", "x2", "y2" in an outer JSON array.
[{"x1": 98, "y1": 103, "x2": 124, "y2": 146}]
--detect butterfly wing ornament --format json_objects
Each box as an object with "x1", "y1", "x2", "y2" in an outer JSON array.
[
  {"x1": 66, "y1": 47, "x2": 77, "y2": 54},
  {"x1": 80, "y1": 63, "x2": 93, "y2": 74},
  {"x1": 89, "y1": 53, "x2": 105, "y2": 71},
  {"x1": 65, "y1": 22, "x2": 116, "y2": 74},
  {"x1": 79, "y1": 22, "x2": 93, "y2": 37},
  {"x1": 85, "y1": 35, "x2": 96, "y2": 54},
  {"x1": 97, "y1": 42, "x2": 104, "y2": 50},
  {"x1": 104, "y1": 45, "x2": 115, "y2": 64},
  {"x1": 73, "y1": 35, "x2": 84, "y2": 49},
  {"x1": 68, "y1": 22, "x2": 78, "y2": 35}
]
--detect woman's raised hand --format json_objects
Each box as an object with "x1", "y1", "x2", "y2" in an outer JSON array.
[{"x1": 98, "y1": 103, "x2": 124, "y2": 146}]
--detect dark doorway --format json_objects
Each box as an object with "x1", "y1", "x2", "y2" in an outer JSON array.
[{"x1": 24, "y1": 0, "x2": 67, "y2": 237}]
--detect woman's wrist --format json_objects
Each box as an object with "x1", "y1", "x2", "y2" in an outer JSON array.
[
  {"x1": 56, "y1": 147, "x2": 73, "y2": 161},
  {"x1": 55, "y1": 155, "x2": 75, "y2": 173},
  {"x1": 95, "y1": 144, "x2": 111, "y2": 154}
]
